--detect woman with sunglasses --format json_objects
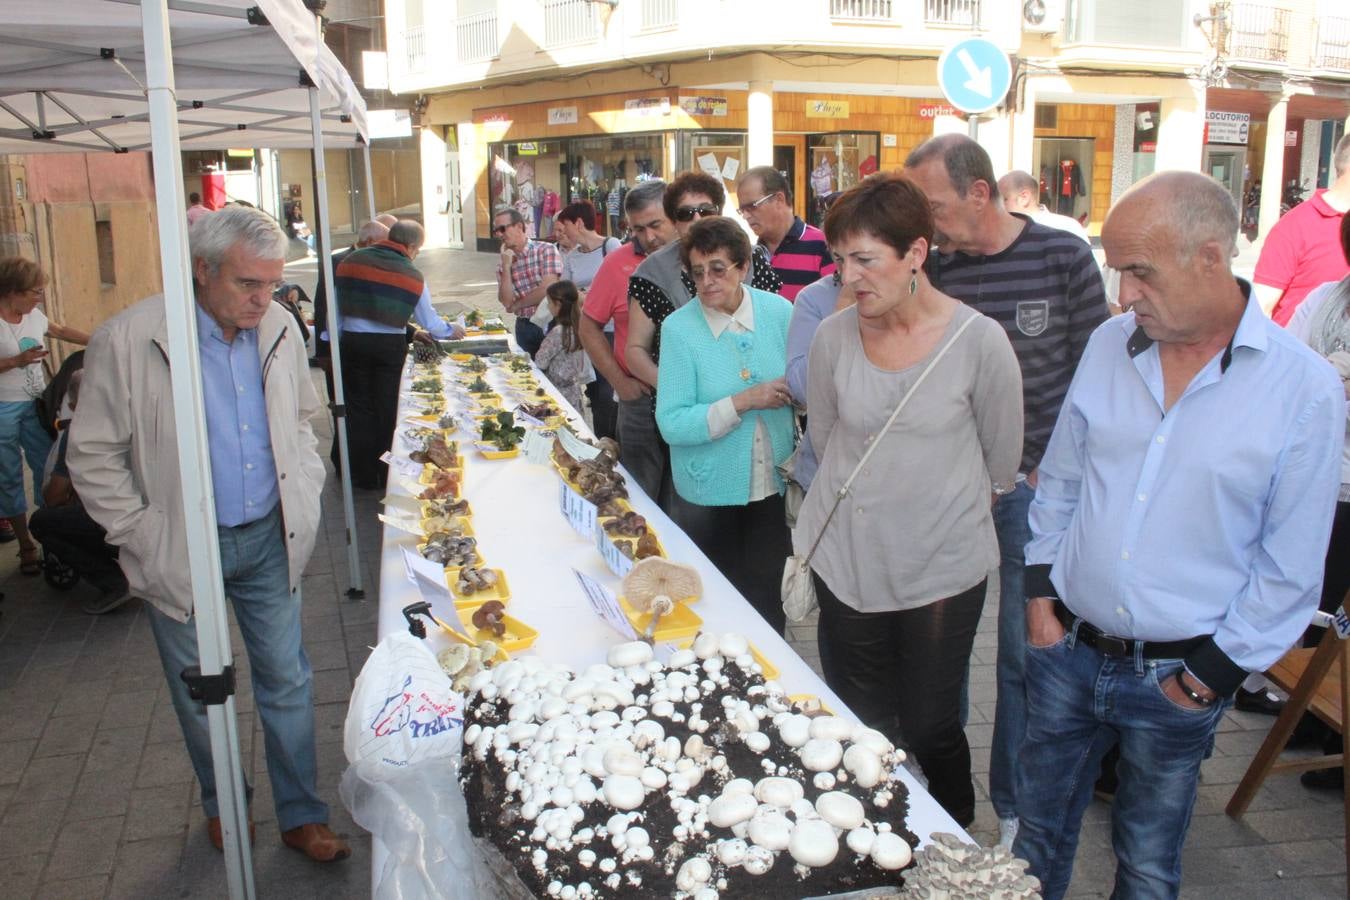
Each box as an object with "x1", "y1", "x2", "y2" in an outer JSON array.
[
  {"x1": 0, "y1": 258, "x2": 89, "y2": 574},
  {"x1": 621, "y1": 173, "x2": 781, "y2": 511},
  {"x1": 654, "y1": 216, "x2": 796, "y2": 634}
]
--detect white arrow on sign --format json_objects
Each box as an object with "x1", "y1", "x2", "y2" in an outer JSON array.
[{"x1": 956, "y1": 47, "x2": 992, "y2": 98}]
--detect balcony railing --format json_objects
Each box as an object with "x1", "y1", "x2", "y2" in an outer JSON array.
[
  {"x1": 544, "y1": 0, "x2": 600, "y2": 48},
  {"x1": 829, "y1": 0, "x2": 894, "y2": 20},
  {"x1": 456, "y1": 10, "x2": 499, "y2": 62},
  {"x1": 1225, "y1": 4, "x2": 1290, "y2": 63},
  {"x1": 1317, "y1": 15, "x2": 1350, "y2": 70},
  {"x1": 405, "y1": 24, "x2": 426, "y2": 72},
  {"x1": 926, "y1": 0, "x2": 980, "y2": 26},
  {"x1": 640, "y1": 0, "x2": 679, "y2": 31}
]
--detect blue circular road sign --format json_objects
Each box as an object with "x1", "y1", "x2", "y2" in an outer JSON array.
[{"x1": 937, "y1": 38, "x2": 1013, "y2": 116}]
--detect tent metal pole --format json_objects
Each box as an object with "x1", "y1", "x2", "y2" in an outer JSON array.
[
  {"x1": 310, "y1": 84, "x2": 364, "y2": 598},
  {"x1": 140, "y1": 1, "x2": 254, "y2": 898},
  {"x1": 362, "y1": 141, "x2": 376, "y2": 220}
]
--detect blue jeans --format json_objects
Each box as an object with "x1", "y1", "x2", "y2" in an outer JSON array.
[
  {"x1": 989, "y1": 480, "x2": 1034, "y2": 820},
  {"x1": 0, "y1": 399, "x2": 53, "y2": 518},
  {"x1": 147, "y1": 505, "x2": 326, "y2": 831},
  {"x1": 1013, "y1": 632, "x2": 1226, "y2": 900}
]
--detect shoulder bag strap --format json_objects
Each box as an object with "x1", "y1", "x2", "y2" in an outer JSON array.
[{"x1": 802, "y1": 312, "x2": 980, "y2": 565}]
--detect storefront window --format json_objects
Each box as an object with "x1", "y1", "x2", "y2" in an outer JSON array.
[
  {"x1": 1032, "y1": 137, "x2": 1093, "y2": 224},
  {"x1": 805, "y1": 132, "x2": 880, "y2": 227},
  {"x1": 489, "y1": 134, "x2": 668, "y2": 241},
  {"x1": 679, "y1": 131, "x2": 749, "y2": 206},
  {"x1": 1131, "y1": 102, "x2": 1159, "y2": 184}
]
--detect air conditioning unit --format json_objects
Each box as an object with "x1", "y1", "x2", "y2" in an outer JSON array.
[{"x1": 1022, "y1": 0, "x2": 1065, "y2": 34}]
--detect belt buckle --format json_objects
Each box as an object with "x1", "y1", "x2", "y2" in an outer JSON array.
[{"x1": 1097, "y1": 634, "x2": 1132, "y2": 657}]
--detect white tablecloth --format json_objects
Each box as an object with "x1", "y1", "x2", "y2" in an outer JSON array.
[{"x1": 368, "y1": 343, "x2": 967, "y2": 895}]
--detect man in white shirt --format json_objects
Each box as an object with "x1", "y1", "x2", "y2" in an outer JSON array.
[{"x1": 999, "y1": 170, "x2": 1092, "y2": 245}]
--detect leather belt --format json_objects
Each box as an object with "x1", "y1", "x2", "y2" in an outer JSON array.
[{"x1": 1053, "y1": 598, "x2": 1205, "y2": 660}]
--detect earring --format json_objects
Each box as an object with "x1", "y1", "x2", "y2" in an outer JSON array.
[{"x1": 908, "y1": 267, "x2": 918, "y2": 297}]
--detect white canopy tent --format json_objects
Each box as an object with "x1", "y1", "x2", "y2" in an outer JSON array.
[{"x1": 0, "y1": 2, "x2": 370, "y2": 897}]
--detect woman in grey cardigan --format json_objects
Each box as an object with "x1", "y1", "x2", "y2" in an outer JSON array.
[{"x1": 796, "y1": 174, "x2": 1023, "y2": 826}]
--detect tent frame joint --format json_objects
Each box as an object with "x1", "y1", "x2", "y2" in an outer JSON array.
[{"x1": 181, "y1": 664, "x2": 237, "y2": 706}]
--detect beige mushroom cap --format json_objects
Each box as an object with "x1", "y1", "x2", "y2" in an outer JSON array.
[{"x1": 622, "y1": 558, "x2": 703, "y2": 612}]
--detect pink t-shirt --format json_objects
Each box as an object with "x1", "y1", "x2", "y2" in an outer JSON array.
[
  {"x1": 581, "y1": 241, "x2": 643, "y2": 376},
  {"x1": 1254, "y1": 190, "x2": 1349, "y2": 326}
]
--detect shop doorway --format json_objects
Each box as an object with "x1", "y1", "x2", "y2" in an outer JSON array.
[
  {"x1": 1032, "y1": 137, "x2": 1093, "y2": 224},
  {"x1": 804, "y1": 132, "x2": 880, "y2": 227},
  {"x1": 773, "y1": 145, "x2": 795, "y2": 204},
  {"x1": 1202, "y1": 146, "x2": 1246, "y2": 206},
  {"x1": 444, "y1": 148, "x2": 463, "y2": 249}
]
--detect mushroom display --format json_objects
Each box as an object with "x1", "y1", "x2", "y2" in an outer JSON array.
[
  {"x1": 456, "y1": 567, "x2": 499, "y2": 596},
  {"x1": 472, "y1": 600, "x2": 508, "y2": 637},
  {"x1": 622, "y1": 558, "x2": 702, "y2": 643}
]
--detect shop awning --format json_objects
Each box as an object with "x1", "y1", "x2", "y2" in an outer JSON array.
[{"x1": 0, "y1": 0, "x2": 367, "y2": 154}]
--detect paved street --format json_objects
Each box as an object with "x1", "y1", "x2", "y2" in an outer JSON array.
[{"x1": 0, "y1": 248, "x2": 1341, "y2": 898}]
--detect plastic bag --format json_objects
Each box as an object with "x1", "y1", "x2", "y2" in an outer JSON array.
[{"x1": 343, "y1": 632, "x2": 464, "y2": 779}]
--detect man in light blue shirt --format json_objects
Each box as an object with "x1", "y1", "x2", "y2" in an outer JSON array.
[{"x1": 1014, "y1": 171, "x2": 1345, "y2": 899}]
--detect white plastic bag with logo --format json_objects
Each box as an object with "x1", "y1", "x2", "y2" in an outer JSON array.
[{"x1": 343, "y1": 631, "x2": 464, "y2": 778}]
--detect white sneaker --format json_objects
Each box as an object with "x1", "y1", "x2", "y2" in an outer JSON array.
[{"x1": 998, "y1": 816, "x2": 1019, "y2": 850}]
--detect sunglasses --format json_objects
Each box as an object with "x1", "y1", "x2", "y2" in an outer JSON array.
[
  {"x1": 736, "y1": 193, "x2": 777, "y2": 216},
  {"x1": 688, "y1": 260, "x2": 736, "y2": 282},
  {"x1": 493, "y1": 224, "x2": 512, "y2": 235},
  {"x1": 674, "y1": 204, "x2": 718, "y2": 223}
]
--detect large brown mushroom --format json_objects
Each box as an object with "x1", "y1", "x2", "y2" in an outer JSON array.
[{"x1": 472, "y1": 600, "x2": 507, "y2": 637}]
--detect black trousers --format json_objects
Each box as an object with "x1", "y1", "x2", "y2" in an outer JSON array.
[
  {"x1": 516, "y1": 318, "x2": 545, "y2": 358},
  {"x1": 677, "y1": 493, "x2": 790, "y2": 635},
  {"x1": 585, "y1": 332, "x2": 619, "y2": 441},
  {"x1": 816, "y1": 572, "x2": 987, "y2": 827},
  {"x1": 338, "y1": 332, "x2": 408, "y2": 490},
  {"x1": 29, "y1": 503, "x2": 126, "y2": 594}
]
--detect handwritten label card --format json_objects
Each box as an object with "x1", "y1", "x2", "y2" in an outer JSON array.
[
  {"x1": 522, "y1": 429, "x2": 553, "y2": 465},
  {"x1": 595, "y1": 521, "x2": 634, "y2": 577},
  {"x1": 572, "y1": 569, "x2": 638, "y2": 640},
  {"x1": 559, "y1": 479, "x2": 598, "y2": 537},
  {"x1": 378, "y1": 513, "x2": 425, "y2": 538},
  {"x1": 557, "y1": 428, "x2": 602, "y2": 462},
  {"x1": 401, "y1": 546, "x2": 467, "y2": 636},
  {"x1": 379, "y1": 451, "x2": 425, "y2": 480}
]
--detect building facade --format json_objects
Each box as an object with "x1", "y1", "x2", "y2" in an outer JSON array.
[{"x1": 384, "y1": 0, "x2": 1350, "y2": 250}]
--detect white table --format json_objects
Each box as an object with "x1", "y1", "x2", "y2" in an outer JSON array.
[{"x1": 368, "y1": 345, "x2": 967, "y2": 895}]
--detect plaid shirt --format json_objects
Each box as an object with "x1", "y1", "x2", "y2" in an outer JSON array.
[{"x1": 498, "y1": 240, "x2": 563, "y2": 317}]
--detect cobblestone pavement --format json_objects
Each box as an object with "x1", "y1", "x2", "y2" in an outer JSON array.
[{"x1": 0, "y1": 248, "x2": 1341, "y2": 898}]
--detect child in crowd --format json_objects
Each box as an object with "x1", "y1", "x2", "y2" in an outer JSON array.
[{"x1": 535, "y1": 280, "x2": 588, "y2": 412}]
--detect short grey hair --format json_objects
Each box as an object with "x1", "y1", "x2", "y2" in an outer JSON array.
[
  {"x1": 356, "y1": 220, "x2": 389, "y2": 246},
  {"x1": 189, "y1": 204, "x2": 287, "y2": 272},
  {"x1": 905, "y1": 134, "x2": 998, "y2": 198},
  {"x1": 1335, "y1": 132, "x2": 1350, "y2": 179},
  {"x1": 624, "y1": 180, "x2": 667, "y2": 215},
  {"x1": 740, "y1": 166, "x2": 791, "y2": 203},
  {"x1": 493, "y1": 206, "x2": 524, "y2": 226},
  {"x1": 1117, "y1": 170, "x2": 1239, "y2": 263},
  {"x1": 388, "y1": 219, "x2": 424, "y2": 249}
]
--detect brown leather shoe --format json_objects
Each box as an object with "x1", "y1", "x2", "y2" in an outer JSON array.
[
  {"x1": 281, "y1": 823, "x2": 351, "y2": 862},
  {"x1": 207, "y1": 815, "x2": 256, "y2": 851}
]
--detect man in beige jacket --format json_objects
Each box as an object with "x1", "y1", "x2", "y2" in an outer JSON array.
[{"x1": 68, "y1": 206, "x2": 349, "y2": 862}]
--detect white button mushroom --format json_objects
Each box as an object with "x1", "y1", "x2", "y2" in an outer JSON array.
[
  {"x1": 842, "y1": 744, "x2": 883, "y2": 789},
  {"x1": 747, "y1": 810, "x2": 792, "y2": 851},
  {"x1": 707, "y1": 792, "x2": 758, "y2": 828},
  {"x1": 675, "y1": 857, "x2": 712, "y2": 892},
  {"x1": 813, "y1": 772, "x2": 836, "y2": 791},
  {"x1": 602, "y1": 745, "x2": 643, "y2": 777},
  {"x1": 869, "y1": 831, "x2": 912, "y2": 870},
  {"x1": 776, "y1": 714, "x2": 812, "y2": 748},
  {"x1": 808, "y1": 715, "x2": 854, "y2": 742},
  {"x1": 789, "y1": 818, "x2": 839, "y2": 867},
  {"x1": 639, "y1": 767, "x2": 667, "y2": 790},
  {"x1": 742, "y1": 844, "x2": 774, "y2": 875},
  {"x1": 606, "y1": 641, "x2": 653, "y2": 668},
  {"x1": 846, "y1": 826, "x2": 876, "y2": 856},
  {"x1": 601, "y1": 775, "x2": 644, "y2": 811},
  {"x1": 715, "y1": 838, "x2": 748, "y2": 866},
  {"x1": 799, "y1": 738, "x2": 844, "y2": 772},
  {"x1": 815, "y1": 791, "x2": 866, "y2": 831},
  {"x1": 718, "y1": 633, "x2": 750, "y2": 658},
  {"x1": 753, "y1": 776, "x2": 804, "y2": 808},
  {"x1": 692, "y1": 632, "x2": 721, "y2": 660},
  {"x1": 850, "y1": 725, "x2": 895, "y2": 757}
]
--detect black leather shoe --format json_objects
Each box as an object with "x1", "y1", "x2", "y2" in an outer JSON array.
[
  {"x1": 1301, "y1": 768, "x2": 1344, "y2": 791},
  {"x1": 1235, "y1": 688, "x2": 1285, "y2": 716}
]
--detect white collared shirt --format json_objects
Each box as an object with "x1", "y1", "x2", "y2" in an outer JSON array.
[{"x1": 701, "y1": 288, "x2": 778, "y2": 502}]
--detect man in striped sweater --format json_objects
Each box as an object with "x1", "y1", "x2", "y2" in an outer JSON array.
[
  {"x1": 736, "y1": 166, "x2": 835, "y2": 301},
  {"x1": 907, "y1": 134, "x2": 1109, "y2": 849}
]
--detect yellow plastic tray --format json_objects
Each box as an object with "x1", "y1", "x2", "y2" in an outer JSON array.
[
  {"x1": 787, "y1": 694, "x2": 833, "y2": 714},
  {"x1": 621, "y1": 598, "x2": 702, "y2": 642},
  {"x1": 417, "y1": 516, "x2": 474, "y2": 539},
  {"x1": 444, "y1": 567, "x2": 510, "y2": 605},
  {"x1": 456, "y1": 610, "x2": 537, "y2": 653},
  {"x1": 419, "y1": 499, "x2": 473, "y2": 520},
  {"x1": 602, "y1": 530, "x2": 666, "y2": 561},
  {"x1": 416, "y1": 463, "x2": 464, "y2": 484},
  {"x1": 473, "y1": 441, "x2": 521, "y2": 460},
  {"x1": 438, "y1": 621, "x2": 511, "y2": 662},
  {"x1": 677, "y1": 637, "x2": 780, "y2": 681},
  {"x1": 413, "y1": 542, "x2": 482, "y2": 570}
]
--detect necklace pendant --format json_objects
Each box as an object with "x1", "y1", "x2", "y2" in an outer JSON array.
[{"x1": 740, "y1": 367, "x2": 751, "y2": 382}]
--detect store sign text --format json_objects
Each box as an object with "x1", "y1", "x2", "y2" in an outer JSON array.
[
  {"x1": 919, "y1": 103, "x2": 958, "y2": 119},
  {"x1": 625, "y1": 97, "x2": 671, "y2": 118},
  {"x1": 678, "y1": 96, "x2": 728, "y2": 117},
  {"x1": 1204, "y1": 111, "x2": 1250, "y2": 146},
  {"x1": 548, "y1": 106, "x2": 578, "y2": 126},
  {"x1": 806, "y1": 99, "x2": 849, "y2": 119}
]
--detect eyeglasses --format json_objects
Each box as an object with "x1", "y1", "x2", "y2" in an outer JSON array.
[
  {"x1": 736, "y1": 193, "x2": 777, "y2": 216},
  {"x1": 233, "y1": 277, "x2": 287, "y2": 295},
  {"x1": 674, "y1": 205, "x2": 718, "y2": 223},
  {"x1": 688, "y1": 261, "x2": 736, "y2": 282},
  {"x1": 492, "y1": 224, "x2": 512, "y2": 235}
]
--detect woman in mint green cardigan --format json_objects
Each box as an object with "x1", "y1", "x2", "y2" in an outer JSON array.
[{"x1": 654, "y1": 217, "x2": 796, "y2": 633}]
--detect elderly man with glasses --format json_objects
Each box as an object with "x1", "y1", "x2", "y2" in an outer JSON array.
[
  {"x1": 736, "y1": 165, "x2": 834, "y2": 301},
  {"x1": 621, "y1": 171, "x2": 781, "y2": 513},
  {"x1": 494, "y1": 206, "x2": 563, "y2": 357}
]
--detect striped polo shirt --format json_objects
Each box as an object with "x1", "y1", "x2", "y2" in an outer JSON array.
[
  {"x1": 764, "y1": 217, "x2": 835, "y2": 302},
  {"x1": 929, "y1": 215, "x2": 1108, "y2": 474}
]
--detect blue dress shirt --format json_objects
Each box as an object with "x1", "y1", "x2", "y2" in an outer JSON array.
[
  {"x1": 785, "y1": 276, "x2": 841, "y2": 489},
  {"x1": 196, "y1": 302, "x2": 280, "y2": 527},
  {"x1": 1026, "y1": 284, "x2": 1345, "y2": 694}
]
